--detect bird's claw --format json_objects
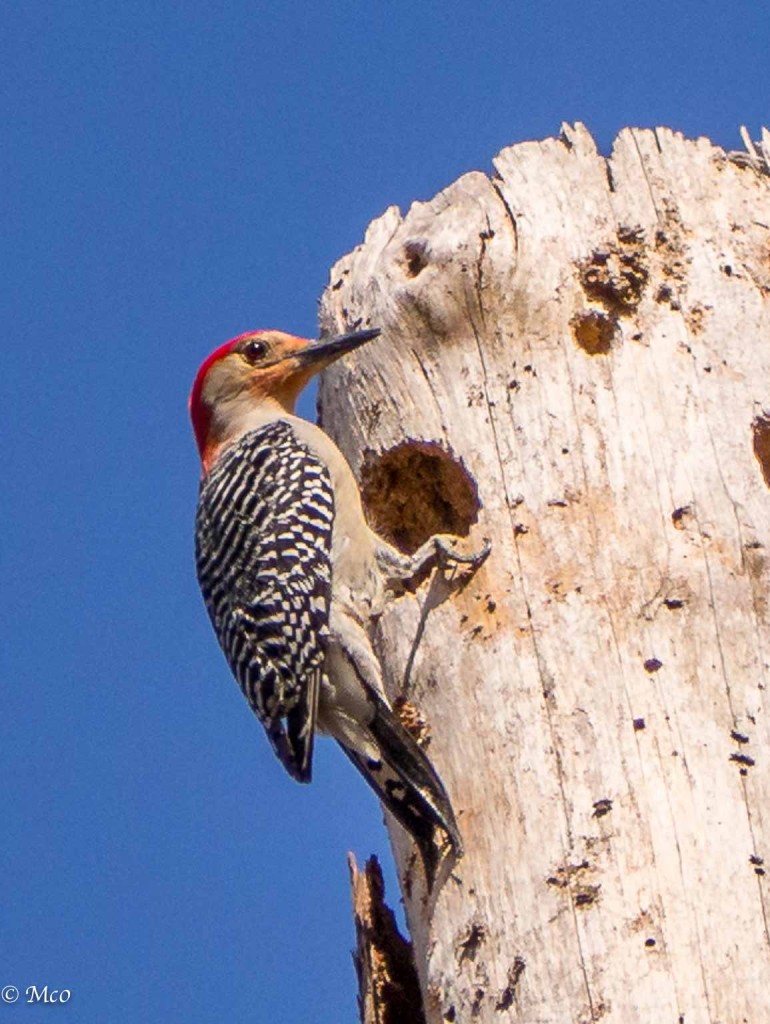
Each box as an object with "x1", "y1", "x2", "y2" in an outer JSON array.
[{"x1": 435, "y1": 536, "x2": 492, "y2": 572}]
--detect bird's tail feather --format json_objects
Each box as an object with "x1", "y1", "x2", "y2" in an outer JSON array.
[{"x1": 339, "y1": 691, "x2": 462, "y2": 892}]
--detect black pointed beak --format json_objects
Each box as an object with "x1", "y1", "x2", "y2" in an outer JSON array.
[{"x1": 297, "y1": 328, "x2": 381, "y2": 368}]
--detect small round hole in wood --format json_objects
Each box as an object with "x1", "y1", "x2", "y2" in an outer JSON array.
[
  {"x1": 752, "y1": 415, "x2": 770, "y2": 489},
  {"x1": 571, "y1": 309, "x2": 615, "y2": 355}
]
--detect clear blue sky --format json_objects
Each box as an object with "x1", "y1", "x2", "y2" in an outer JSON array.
[{"x1": 2, "y1": 2, "x2": 767, "y2": 1021}]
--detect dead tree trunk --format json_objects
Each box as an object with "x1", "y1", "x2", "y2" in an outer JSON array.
[{"x1": 318, "y1": 123, "x2": 770, "y2": 1024}]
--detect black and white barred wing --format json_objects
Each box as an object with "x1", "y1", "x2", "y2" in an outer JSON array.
[{"x1": 195, "y1": 420, "x2": 334, "y2": 783}]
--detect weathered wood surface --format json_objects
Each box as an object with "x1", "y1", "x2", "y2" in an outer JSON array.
[
  {"x1": 320, "y1": 123, "x2": 770, "y2": 1023},
  {"x1": 349, "y1": 854, "x2": 425, "y2": 1024}
]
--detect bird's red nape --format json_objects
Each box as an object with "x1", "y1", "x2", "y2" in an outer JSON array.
[{"x1": 188, "y1": 331, "x2": 268, "y2": 458}]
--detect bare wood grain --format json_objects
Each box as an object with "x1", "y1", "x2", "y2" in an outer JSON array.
[
  {"x1": 321, "y1": 123, "x2": 770, "y2": 1024},
  {"x1": 349, "y1": 854, "x2": 425, "y2": 1024}
]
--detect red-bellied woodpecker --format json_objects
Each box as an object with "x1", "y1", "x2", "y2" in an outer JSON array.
[{"x1": 189, "y1": 327, "x2": 488, "y2": 889}]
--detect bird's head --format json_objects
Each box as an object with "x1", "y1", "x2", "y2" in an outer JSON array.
[{"x1": 189, "y1": 327, "x2": 381, "y2": 470}]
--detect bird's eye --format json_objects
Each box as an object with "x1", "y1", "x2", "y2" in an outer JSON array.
[{"x1": 242, "y1": 339, "x2": 269, "y2": 364}]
